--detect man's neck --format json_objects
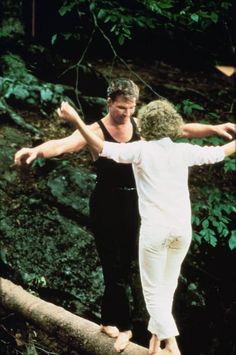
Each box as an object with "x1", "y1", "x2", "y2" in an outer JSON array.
[
  {"x1": 101, "y1": 115, "x2": 133, "y2": 142},
  {"x1": 104, "y1": 114, "x2": 132, "y2": 127}
]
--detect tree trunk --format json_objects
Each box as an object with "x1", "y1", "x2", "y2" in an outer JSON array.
[{"x1": 0, "y1": 277, "x2": 148, "y2": 355}]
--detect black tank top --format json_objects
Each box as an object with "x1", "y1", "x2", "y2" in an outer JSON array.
[{"x1": 94, "y1": 117, "x2": 141, "y2": 188}]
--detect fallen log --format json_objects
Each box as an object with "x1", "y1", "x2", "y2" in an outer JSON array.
[{"x1": 0, "y1": 278, "x2": 148, "y2": 354}]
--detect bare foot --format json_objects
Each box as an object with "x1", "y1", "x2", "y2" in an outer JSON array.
[
  {"x1": 163, "y1": 337, "x2": 181, "y2": 355},
  {"x1": 160, "y1": 350, "x2": 180, "y2": 355},
  {"x1": 114, "y1": 330, "x2": 132, "y2": 352},
  {"x1": 149, "y1": 334, "x2": 161, "y2": 354},
  {"x1": 100, "y1": 325, "x2": 119, "y2": 338}
]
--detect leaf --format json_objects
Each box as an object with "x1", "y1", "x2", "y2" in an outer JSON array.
[
  {"x1": 200, "y1": 228, "x2": 217, "y2": 247},
  {"x1": 229, "y1": 231, "x2": 236, "y2": 250},
  {"x1": 63, "y1": 33, "x2": 73, "y2": 40},
  {"x1": 89, "y1": 1, "x2": 96, "y2": 11},
  {"x1": 0, "y1": 249, "x2": 8, "y2": 264},
  {"x1": 110, "y1": 24, "x2": 117, "y2": 32},
  {"x1": 10, "y1": 84, "x2": 29, "y2": 100},
  {"x1": 202, "y1": 219, "x2": 209, "y2": 229},
  {"x1": 32, "y1": 157, "x2": 46, "y2": 168},
  {"x1": 221, "y1": 2, "x2": 232, "y2": 10},
  {"x1": 104, "y1": 15, "x2": 111, "y2": 23},
  {"x1": 191, "y1": 103, "x2": 204, "y2": 111},
  {"x1": 192, "y1": 215, "x2": 200, "y2": 226},
  {"x1": 193, "y1": 232, "x2": 202, "y2": 244},
  {"x1": 158, "y1": 0, "x2": 174, "y2": 9},
  {"x1": 191, "y1": 14, "x2": 199, "y2": 22},
  {"x1": 40, "y1": 87, "x2": 53, "y2": 102},
  {"x1": 224, "y1": 157, "x2": 236, "y2": 172},
  {"x1": 59, "y1": 4, "x2": 74, "y2": 16},
  {"x1": 51, "y1": 34, "x2": 57, "y2": 45},
  {"x1": 210, "y1": 12, "x2": 218, "y2": 24},
  {"x1": 118, "y1": 35, "x2": 125, "y2": 45},
  {"x1": 97, "y1": 9, "x2": 105, "y2": 19},
  {"x1": 208, "y1": 112, "x2": 220, "y2": 119}
]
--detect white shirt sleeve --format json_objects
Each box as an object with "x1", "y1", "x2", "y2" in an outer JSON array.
[
  {"x1": 100, "y1": 141, "x2": 142, "y2": 164},
  {"x1": 183, "y1": 143, "x2": 225, "y2": 166}
]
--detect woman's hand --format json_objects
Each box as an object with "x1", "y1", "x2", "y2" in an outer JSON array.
[{"x1": 57, "y1": 101, "x2": 81, "y2": 126}]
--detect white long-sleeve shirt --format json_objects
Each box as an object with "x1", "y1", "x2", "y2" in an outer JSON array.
[{"x1": 101, "y1": 138, "x2": 225, "y2": 230}]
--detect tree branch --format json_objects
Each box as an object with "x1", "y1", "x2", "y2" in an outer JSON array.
[
  {"x1": 0, "y1": 278, "x2": 148, "y2": 355},
  {"x1": 91, "y1": 11, "x2": 163, "y2": 99}
]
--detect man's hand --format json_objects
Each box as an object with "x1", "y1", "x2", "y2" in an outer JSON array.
[
  {"x1": 214, "y1": 122, "x2": 236, "y2": 140},
  {"x1": 57, "y1": 101, "x2": 81, "y2": 126},
  {"x1": 14, "y1": 147, "x2": 38, "y2": 165}
]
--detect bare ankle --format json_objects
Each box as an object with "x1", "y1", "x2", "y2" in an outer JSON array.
[
  {"x1": 164, "y1": 337, "x2": 181, "y2": 355},
  {"x1": 114, "y1": 330, "x2": 132, "y2": 352},
  {"x1": 149, "y1": 334, "x2": 161, "y2": 354}
]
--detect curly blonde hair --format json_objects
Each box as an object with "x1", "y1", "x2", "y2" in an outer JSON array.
[{"x1": 138, "y1": 99, "x2": 184, "y2": 140}]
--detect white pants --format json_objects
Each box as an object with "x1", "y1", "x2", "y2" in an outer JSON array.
[{"x1": 139, "y1": 224, "x2": 191, "y2": 340}]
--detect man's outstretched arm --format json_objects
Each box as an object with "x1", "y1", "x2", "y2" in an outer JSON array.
[
  {"x1": 14, "y1": 131, "x2": 87, "y2": 165},
  {"x1": 59, "y1": 101, "x2": 104, "y2": 154},
  {"x1": 182, "y1": 122, "x2": 236, "y2": 139}
]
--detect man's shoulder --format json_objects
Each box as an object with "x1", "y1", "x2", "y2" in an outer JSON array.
[
  {"x1": 88, "y1": 121, "x2": 104, "y2": 138},
  {"x1": 88, "y1": 121, "x2": 100, "y2": 129}
]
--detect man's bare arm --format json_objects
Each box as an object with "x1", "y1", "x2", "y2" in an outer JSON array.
[
  {"x1": 182, "y1": 122, "x2": 236, "y2": 139},
  {"x1": 59, "y1": 102, "x2": 104, "y2": 154},
  {"x1": 14, "y1": 130, "x2": 87, "y2": 165},
  {"x1": 14, "y1": 117, "x2": 103, "y2": 166}
]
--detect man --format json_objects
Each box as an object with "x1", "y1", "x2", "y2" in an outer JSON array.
[{"x1": 14, "y1": 79, "x2": 236, "y2": 352}]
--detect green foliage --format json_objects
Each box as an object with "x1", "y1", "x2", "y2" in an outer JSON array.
[
  {"x1": 51, "y1": 34, "x2": 58, "y2": 45},
  {"x1": 0, "y1": 18, "x2": 24, "y2": 39},
  {"x1": 22, "y1": 273, "x2": 47, "y2": 289},
  {"x1": 0, "y1": 54, "x2": 64, "y2": 115},
  {"x1": 176, "y1": 99, "x2": 205, "y2": 116},
  {"x1": 223, "y1": 156, "x2": 236, "y2": 173},
  {"x1": 96, "y1": 5, "x2": 155, "y2": 45},
  {"x1": 57, "y1": 0, "x2": 232, "y2": 45},
  {"x1": 1, "y1": 77, "x2": 64, "y2": 109},
  {"x1": 32, "y1": 157, "x2": 47, "y2": 168},
  {"x1": 180, "y1": 276, "x2": 206, "y2": 306},
  {"x1": 192, "y1": 187, "x2": 236, "y2": 249},
  {"x1": 228, "y1": 230, "x2": 236, "y2": 250},
  {"x1": 0, "y1": 53, "x2": 37, "y2": 83}
]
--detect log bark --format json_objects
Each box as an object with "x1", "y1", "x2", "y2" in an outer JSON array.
[{"x1": 0, "y1": 278, "x2": 148, "y2": 355}]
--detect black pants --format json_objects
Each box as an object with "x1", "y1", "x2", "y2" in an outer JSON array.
[{"x1": 89, "y1": 185, "x2": 140, "y2": 331}]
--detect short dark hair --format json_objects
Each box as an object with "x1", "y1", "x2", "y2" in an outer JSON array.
[{"x1": 107, "y1": 78, "x2": 140, "y2": 101}]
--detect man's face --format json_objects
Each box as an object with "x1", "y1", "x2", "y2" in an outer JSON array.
[{"x1": 108, "y1": 95, "x2": 136, "y2": 124}]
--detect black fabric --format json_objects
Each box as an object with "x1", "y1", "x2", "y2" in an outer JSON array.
[
  {"x1": 90, "y1": 187, "x2": 140, "y2": 330},
  {"x1": 94, "y1": 117, "x2": 140, "y2": 188},
  {"x1": 89, "y1": 118, "x2": 141, "y2": 330}
]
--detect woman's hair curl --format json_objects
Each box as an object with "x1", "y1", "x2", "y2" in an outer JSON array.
[{"x1": 138, "y1": 99, "x2": 184, "y2": 140}]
